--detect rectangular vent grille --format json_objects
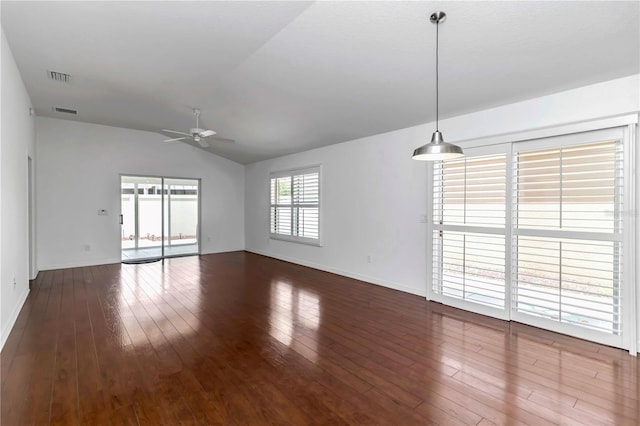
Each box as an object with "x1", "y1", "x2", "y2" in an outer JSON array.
[
  {"x1": 53, "y1": 107, "x2": 77, "y2": 115},
  {"x1": 47, "y1": 70, "x2": 71, "y2": 83}
]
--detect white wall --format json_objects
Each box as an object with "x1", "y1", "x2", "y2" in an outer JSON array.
[
  {"x1": 36, "y1": 117, "x2": 245, "y2": 270},
  {"x1": 1, "y1": 29, "x2": 36, "y2": 348},
  {"x1": 246, "y1": 127, "x2": 430, "y2": 295},
  {"x1": 245, "y1": 74, "x2": 640, "y2": 299}
]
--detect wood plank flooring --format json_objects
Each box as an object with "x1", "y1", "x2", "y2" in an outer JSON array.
[{"x1": 2, "y1": 251, "x2": 639, "y2": 425}]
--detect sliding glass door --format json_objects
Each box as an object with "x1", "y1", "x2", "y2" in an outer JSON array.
[
  {"x1": 429, "y1": 126, "x2": 635, "y2": 351},
  {"x1": 431, "y1": 145, "x2": 510, "y2": 320},
  {"x1": 164, "y1": 178, "x2": 200, "y2": 257},
  {"x1": 510, "y1": 129, "x2": 625, "y2": 347},
  {"x1": 121, "y1": 175, "x2": 200, "y2": 262},
  {"x1": 121, "y1": 176, "x2": 163, "y2": 261}
]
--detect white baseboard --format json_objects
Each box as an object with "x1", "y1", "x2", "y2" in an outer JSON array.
[
  {"x1": 38, "y1": 248, "x2": 247, "y2": 271},
  {"x1": 246, "y1": 249, "x2": 426, "y2": 297},
  {"x1": 38, "y1": 257, "x2": 122, "y2": 271},
  {"x1": 200, "y1": 247, "x2": 245, "y2": 256},
  {"x1": 1, "y1": 286, "x2": 30, "y2": 350}
]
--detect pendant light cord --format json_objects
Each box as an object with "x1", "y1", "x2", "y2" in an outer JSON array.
[{"x1": 435, "y1": 20, "x2": 439, "y2": 131}]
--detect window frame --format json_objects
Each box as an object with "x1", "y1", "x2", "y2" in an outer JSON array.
[{"x1": 269, "y1": 165, "x2": 322, "y2": 246}]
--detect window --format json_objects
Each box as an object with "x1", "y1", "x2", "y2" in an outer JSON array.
[
  {"x1": 270, "y1": 166, "x2": 320, "y2": 245},
  {"x1": 430, "y1": 124, "x2": 635, "y2": 350}
]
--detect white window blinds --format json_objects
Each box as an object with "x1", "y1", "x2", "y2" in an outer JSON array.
[
  {"x1": 512, "y1": 139, "x2": 623, "y2": 334},
  {"x1": 433, "y1": 153, "x2": 508, "y2": 310},
  {"x1": 270, "y1": 166, "x2": 320, "y2": 244},
  {"x1": 430, "y1": 124, "x2": 632, "y2": 349}
]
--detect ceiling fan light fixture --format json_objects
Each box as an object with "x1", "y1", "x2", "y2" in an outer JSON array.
[{"x1": 412, "y1": 11, "x2": 464, "y2": 161}]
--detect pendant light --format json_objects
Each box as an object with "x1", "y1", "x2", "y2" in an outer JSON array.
[{"x1": 412, "y1": 11, "x2": 464, "y2": 161}]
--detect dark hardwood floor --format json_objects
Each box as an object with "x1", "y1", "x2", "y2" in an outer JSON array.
[{"x1": 1, "y1": 251, "x2": 638, "y2": 425}]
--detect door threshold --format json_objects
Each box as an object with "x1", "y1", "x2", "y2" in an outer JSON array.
[{"x1": 122, "y1": 257, "x2": 162, "y2": 265}]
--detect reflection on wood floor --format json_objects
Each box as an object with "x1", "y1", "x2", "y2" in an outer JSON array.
[{"x1": 2, "y1": 251, "x2": 638, "y2": 425}]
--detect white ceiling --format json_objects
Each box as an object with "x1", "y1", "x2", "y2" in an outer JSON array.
[{"x1": 2, "y1": 1, "x2": 638, "y2": 164}]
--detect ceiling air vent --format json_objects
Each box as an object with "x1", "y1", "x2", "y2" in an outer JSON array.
[
  {"x1": 47, "y1": 70, "x2": 71, "y2": 83},
  {"x1": 53, "y1": 107, "x2": 77, "y2": 115}
]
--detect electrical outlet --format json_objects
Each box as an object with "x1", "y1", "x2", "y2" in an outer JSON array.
[
  {"x1": 98, "y1": 209, "x2": 108, "y2": 216},
  {"x1": 367, "y1": 255, "x2": 372, "y2": 264},
  {"x1": 420, "y1": 214, "x2": 427, "y2": 223}
]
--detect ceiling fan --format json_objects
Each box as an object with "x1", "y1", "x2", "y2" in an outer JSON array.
[{"x1": 162, "y1": 108, "x2": 217, "y2": 148}]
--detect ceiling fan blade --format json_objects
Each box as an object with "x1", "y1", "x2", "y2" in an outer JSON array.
[
  {"x1": 164, "y1": 137, "x2": 188, "y2": 142},
  {"x1": 162, "y1": 129, "x2": 191, "y2": 137},
  {"x1": 198, "y1": 139, "x2": 210, "y2": 148},
  {"x1": 199, "y1": 129, "x2": 216, "y2": 138}
]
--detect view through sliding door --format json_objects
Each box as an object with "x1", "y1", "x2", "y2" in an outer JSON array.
[{"x1": 121, "y1": 175, "x2": 200, "y2": 262}]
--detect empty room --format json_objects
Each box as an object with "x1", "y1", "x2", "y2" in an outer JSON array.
[{"x1": 1, "y1": 1, "x2": 639, "y2": 424}]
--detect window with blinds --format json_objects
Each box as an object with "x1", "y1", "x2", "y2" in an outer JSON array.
[
  {"x1": 270, "y1": 166, "x2": 320, "y2": 244},
  {"x1": 512, "y1": 140, "x2": 623, "y2": 334},
  {"x1": 433, "y1": 153, "x2": 507, "y2": 310}
]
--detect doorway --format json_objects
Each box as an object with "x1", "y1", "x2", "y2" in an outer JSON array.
[
  {"x1": 28, "y1": 156, "x2": 36, "y2": 279},
  {"x1": 120, "y1": 175, "x2": 200, "y2": 262}
]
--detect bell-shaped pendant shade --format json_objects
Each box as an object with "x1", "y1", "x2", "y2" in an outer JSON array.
[{"x1": 412, "y1": 130, "x2": 464, "y2": 161}]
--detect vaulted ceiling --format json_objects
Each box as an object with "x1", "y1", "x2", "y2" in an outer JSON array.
[{"x1": 2, "y1": 1, "x2": 638, "y2": 163}]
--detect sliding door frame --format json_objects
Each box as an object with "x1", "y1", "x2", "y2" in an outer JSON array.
[
  {"x1": 510, "y1": 127, "x2": 627, "y2": 349},
  {"x1": 120, "y1": 173, "x2": 202, "y2": 261},
  {"x1": 428, "y1": 143, "x2": 513, "y2": 321},
  {"x1": 426, "y1": 114, "x2": 638, "y2": 354}
]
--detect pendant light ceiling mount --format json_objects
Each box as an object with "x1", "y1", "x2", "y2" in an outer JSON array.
[
  {"x1": 412, "y1": 10, "x2": 464, "y2": 162},
  {"x1": 429, "y1": 11, "x2": 446, "y2": 24}
]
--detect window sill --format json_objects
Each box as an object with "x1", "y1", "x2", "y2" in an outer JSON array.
[{"x1": 269, "y1": 234, "x2": 322, "y2": 247}]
